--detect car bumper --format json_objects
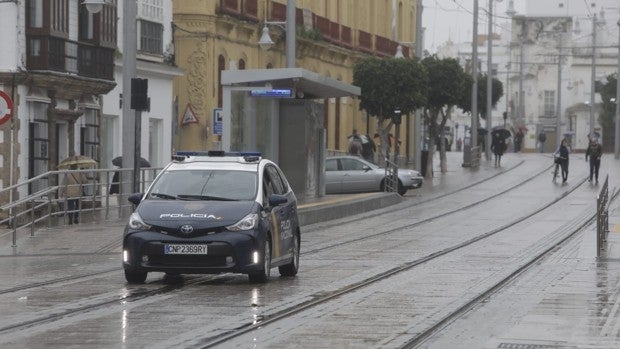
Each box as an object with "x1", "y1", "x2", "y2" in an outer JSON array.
[
  {"x1": 122, "y1": 230, "x2": 265, "y2": 275},
  {"x1": 401, "y1": 176, "x2": 424, "y2": 189}
]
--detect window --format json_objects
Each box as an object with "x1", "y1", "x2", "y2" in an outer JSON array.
[
  {"x1": 139, "y1": 20, "x2": 163, "y2": 54},
  {"x1": 80, "y1": 108, "x2": 100, "y2": 162},
  {"x1": 28, "y1": 0, "x2": 43, "y2": 28},
  {"x1": 28, "y1": 102, "x2": 50, "y2": 194},
  {"x1": 543, "y1": 90, "x2": 555, "y2": 117}
]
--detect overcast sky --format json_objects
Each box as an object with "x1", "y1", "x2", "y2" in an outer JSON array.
[{"x1": 422, "y1": 0, "x2": 527, "y2": 54}]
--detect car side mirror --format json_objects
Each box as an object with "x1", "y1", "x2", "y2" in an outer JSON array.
[
  {"x1": 128, "y1": 193, "x2": 143, "y2": 206},
  {"x1": 268, "y1": 194, "x2": 287, "y2": 206},
  {"x1": 362, "y1": 165, "x2": 371, "y2": 172}
]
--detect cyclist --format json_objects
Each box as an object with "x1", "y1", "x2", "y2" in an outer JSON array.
[{"x1": 553, "y1": 138, "x2": 571, "y2": 185}]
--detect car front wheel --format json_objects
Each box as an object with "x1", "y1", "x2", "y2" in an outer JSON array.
[
  {"x1": 248, "y1": 238, "x2": 272, "y2": 283},
  {"x1": 124, "y1": 269, "x2": 147, "y2": 284},
  {"x1": 397, "y1": 180, "x2": 408, "y2": 196}
]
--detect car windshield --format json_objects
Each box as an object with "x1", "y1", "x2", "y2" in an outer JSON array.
[{"x1": 147, "y1": 169, "x2": 257, "y2": 201}]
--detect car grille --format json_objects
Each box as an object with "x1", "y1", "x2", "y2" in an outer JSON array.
[
  {"x1": 147, "y1": 254, "x2": 230, "y2": 268},
  {"x1": 153, "y1": 225, "x2": 222, "y2": 238}
]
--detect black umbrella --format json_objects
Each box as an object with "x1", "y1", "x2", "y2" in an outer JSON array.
[
  {"x1": 491, "y1": 128, "x2": 511, "y2": 140},
  {"x1": 112, "y1": 156, "x2": 151, "y2": 168}
]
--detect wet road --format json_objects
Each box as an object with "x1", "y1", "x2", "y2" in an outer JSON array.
[{"x1": 1, "y1": 152, "x2": 619, "y2": 348}]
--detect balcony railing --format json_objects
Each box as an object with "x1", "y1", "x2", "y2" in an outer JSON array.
[
  {"x1": 217, "y1": 0, "x2": 259, "y2": 22},
  {"x1": 241, "y1": 2, "x2": 405, "y2": 58},
  {"x1": 27, "y1": 35, "x2": 114, "y2": 80}
]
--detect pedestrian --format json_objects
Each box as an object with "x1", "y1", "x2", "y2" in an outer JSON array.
[
  {"x1": 59, "y1": 164, "x2": 88, "y2": 224},
  {"x1": 585, "y1": 137, "x2": 603, "y2": 184},
  {"x1": 109, "y1": 170, "x2": 120, "y2": 194},
  {"x1": 456, "y1": 137, "x2": 462, "y2": 151},
  {"x1": 347, "y1": 129, "x2": 362, "y2": 156},
  {"x1": 554, "y1": 138, "x2": 571, "y2": 185},
  {"x1": 360, "y1": 133, "x2": 376, "y2": 163},
  {"x1": 514, "y1": 129, "x2": 523, "y2": 152},
  {"x1": 538, "y1": 130, "x2": 546, "y2": 153},
  {"x1": 490, "y1": 134, "x2": 507, "y2": 167}
]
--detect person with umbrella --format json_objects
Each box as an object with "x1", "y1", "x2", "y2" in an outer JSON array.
[
  {"x1": 490, "y1": 130, "x2": 509, "y2": 167},
  {"x1": 59, "y1": 164, "x2": 88, "y2": 224},
  {"x1": 109, "y1": 156, "x2": 151, "y2": 194}
]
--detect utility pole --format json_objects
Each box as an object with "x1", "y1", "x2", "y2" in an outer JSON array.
[
  {"x1": 472, "y1": 0, "x2": 479, "y2": 150},
  {"x1": 615, "y1": 17, "x2": 620, "y2": 159},
  {"x1": 556, "y1": 34, "x2": 562, "y2": 149},
  {"x1": 485, "y1": 0, "x2": 493, "y2": 161},
  {"x1": 589, "y1": 14, "x2": 597, "y2": 139},
  {"x1": 414, "y1": 0, "x2": 423, "y2": 172},
  {"x1": 121, "y1": 0, "x2": 137, "y2": 209},
  {"x1": 519, "y1": 34, "x2": 524, "y2": 130}
]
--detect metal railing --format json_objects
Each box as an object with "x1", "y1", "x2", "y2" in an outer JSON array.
[
  {"x1": 597, "y1": 175, "x2": 610, "y2": 257},
  {"x1": 0, "y1": 167, "x2": 161, "y2": 247},
  {"x1": 384, "y1": 157, "x2": 399, "y2": 193}
]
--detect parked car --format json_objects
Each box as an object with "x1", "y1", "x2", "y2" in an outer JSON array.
[
  {"x1": 325, "y1": 156, "x2": 423, "y2": 195},
  {"x1": 122, "y1": 151, "x2": 301, "y2": 284}
]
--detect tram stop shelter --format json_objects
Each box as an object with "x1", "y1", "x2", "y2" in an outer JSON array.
[{"x1": 221, "y1": 68, "x2": 360, "y2": 200}]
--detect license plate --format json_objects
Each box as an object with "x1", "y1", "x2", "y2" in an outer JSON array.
[{"x1": 164, "y1": 244, "x2": 208, "y2": 255}]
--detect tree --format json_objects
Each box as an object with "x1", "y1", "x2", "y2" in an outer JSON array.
[
  {"x1": 597, "y1": 73, "x2": 618, "y2": 151},
  {"x1": 458, "y1": 73, "x2": 503, "y2": 159},
  {"x1": 353, "y1": 57, "x2": 428, "y2": 161},
  {"x1": 421, "y1": 56, "x2": 469, "y2": 176},
  {"x1": 459, "y1": 73, "x2": 504, "y2": 119}
]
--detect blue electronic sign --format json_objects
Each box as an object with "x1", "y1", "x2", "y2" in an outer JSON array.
[{"x1": 250, "y1": 89, "x2": 293, "y2": 98}]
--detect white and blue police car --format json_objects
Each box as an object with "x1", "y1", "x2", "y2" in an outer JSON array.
[{"x1": 122, "y1": 151, "x2": 300, "y2": 284}]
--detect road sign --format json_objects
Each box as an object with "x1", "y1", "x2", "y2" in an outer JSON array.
[
  {"x1": 213, "y1": 108, "x2": 223, "y2": 135},
  {"x1": 0, "y1": 90, "x2": 13, "y2": 126}
]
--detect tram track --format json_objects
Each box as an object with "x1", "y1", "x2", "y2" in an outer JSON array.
[
  {"x1": 0, "y1": 159, "x2": 591, "y2": 345},
  {"x1": 189, "y1": 174, "x2": 592, "y2": 348},
  {"x1": 0, "y1": 160, "x2": 531, "y2": 296}
]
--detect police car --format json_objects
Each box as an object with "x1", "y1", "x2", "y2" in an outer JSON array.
[{"x1": 122, "y1": 151, "x2": 301, "y2": 284}]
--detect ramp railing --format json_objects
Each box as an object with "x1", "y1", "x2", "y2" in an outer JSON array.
[{"x1": 597, "y1": 175, "x2": 610, "y2": 257}]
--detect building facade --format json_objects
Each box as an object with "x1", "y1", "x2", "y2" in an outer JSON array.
[
  {"x1": 0, "y1": 0, "x2": 181, "y2": 207},
  {"x1": 0, "y1": 0, "x2": 117, "y2": 199},
  {"x1": 172, "y1": 0, "x2": 420, "y2": 160}
]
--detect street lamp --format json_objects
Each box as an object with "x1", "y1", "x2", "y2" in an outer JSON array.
[
  {"x1": 82, "y1": 0, "x2": 104, "y2": 14},
  {"x1": 485, "y1": 0, "x2": 502, "y2": 161},
  {"x1": 84, "y1": 0, "x2": 138, "y2": 209},
  {"x1": 256, "y1": 0, "x2": 296, "y2": 68},
  {"x1": 615, "y1": 17, "x2": 620, "y2": 159}
]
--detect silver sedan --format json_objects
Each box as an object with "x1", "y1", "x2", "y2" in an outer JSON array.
[{"x1": 325, "y1": 156, "x2": 423, "y2": 195}]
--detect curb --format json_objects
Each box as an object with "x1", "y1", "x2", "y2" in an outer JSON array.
[{"x1": 297, "y1": 192, "x2": 403, "y2": 226}]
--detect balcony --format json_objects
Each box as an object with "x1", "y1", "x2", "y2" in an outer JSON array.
[
  {"x1": 217, "y1": 0, "x2": 259, "y2": 22},
  {"x1": 27, "y1": 36, "x2": 114, "y2": 81}
]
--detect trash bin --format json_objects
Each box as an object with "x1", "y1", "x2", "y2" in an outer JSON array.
[{"x1": 421, "y1": 150, "x2": 429, "y2": 177}]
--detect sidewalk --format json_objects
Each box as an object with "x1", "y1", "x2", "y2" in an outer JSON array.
[{"x1": 0, "y1": 151, "x2": 501, "y2": 253}]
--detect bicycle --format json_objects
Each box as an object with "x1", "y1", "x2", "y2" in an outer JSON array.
[{"x1": 552, "y1": 154, "x2": 561, "y2": 182}]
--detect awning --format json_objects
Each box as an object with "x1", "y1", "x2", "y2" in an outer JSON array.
[{"x1": 222, "y1": 68, "x2": 361, "y2": 99}]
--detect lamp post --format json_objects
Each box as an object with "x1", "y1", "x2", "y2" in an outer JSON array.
[
  {"x1": 589, "y1": 13, "x2": 598, "y2": 140},
  {"x1": 615, "y1": 18, "x2": 620, "y2": 159},
  {"x1": 84, "y1": 0, "x2": 137, "y2": 208},
  {"x1": 471, "y1": 0, "x2": 479, "y2": 151},
  {"x1": 485, "y1": 0, "x2": 502, "y2": 161},
  {"x1": 257, "y1": 0, "x2": 296, "y2": 68}
]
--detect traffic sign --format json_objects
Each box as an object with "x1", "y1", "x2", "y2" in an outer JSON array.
[
  {"x1": 213, "y1": 108, "x2": 223, "y2": 135},
  {"x1": 0, "y1": 90, "x2": 13, "y2": 126}
]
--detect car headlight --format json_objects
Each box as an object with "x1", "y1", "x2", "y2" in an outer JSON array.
[
  {"x1": 226, "y1": 213, "x2": 258, "y2": 231},
  {"x1": 128, "y1": 212, "x2": 151, "y2": 230}
]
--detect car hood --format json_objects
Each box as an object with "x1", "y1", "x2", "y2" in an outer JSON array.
[{"x1": 136, "y1": 200, "x2": 257, "y2": 229}]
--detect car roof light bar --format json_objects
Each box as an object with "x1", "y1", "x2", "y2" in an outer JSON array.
[{"x1": 174, "y1": 151, "x2": 262, "y2": 161}]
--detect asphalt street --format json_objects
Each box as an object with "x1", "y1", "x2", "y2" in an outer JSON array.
[{"x1": 1, "y1": 150, "x2": 620, "y2": 348}]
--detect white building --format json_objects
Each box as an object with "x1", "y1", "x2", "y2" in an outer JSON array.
[
  {"x1": 0, "y1": 0, "x2": 181, "y2": 202},
  {"x1": 430, "y1": 0, "x2": 619, "y2": 152}
]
